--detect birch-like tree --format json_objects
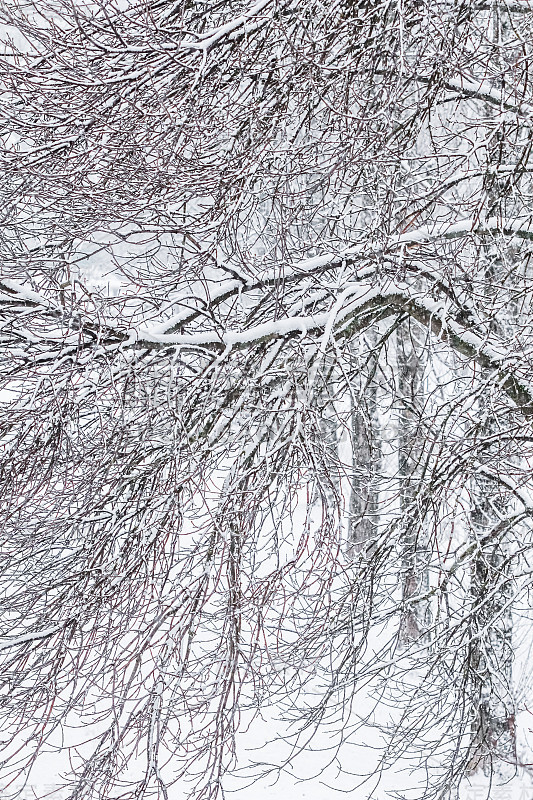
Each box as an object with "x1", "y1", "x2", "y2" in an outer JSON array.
[{"x1": 1, "y1": 0, "x2": 533, "y2": 798}]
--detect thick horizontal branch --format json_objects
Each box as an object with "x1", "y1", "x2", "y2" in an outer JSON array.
[
  {"x1": 125, "y1": 217, "x2": 533, "y2": 338},
  {"x1": 3, "y1": 219, "x2": 533, "y2": 415},
  {"x1": 180, "y1": 0, "x2": 273, "y2": 51},
  {"x1": 128, "y1": 282, "x2": 533, "y2": 416},
  {"x1": 0, "y1": 625, "x2": 61, "y2": 652}
]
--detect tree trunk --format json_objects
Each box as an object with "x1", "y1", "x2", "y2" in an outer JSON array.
[
  {"x1": 347, "y1": 353, "x2": 380, "y2": 557},
  {"x1": 467, "y1": 416, "x2": 516, "y2": 774},
  {"x1": 397, "y1": 322, "x2": 430, "y2": 645},
  {"x1": 468, "y1": 0, "x2": 518, "y2": 759}
]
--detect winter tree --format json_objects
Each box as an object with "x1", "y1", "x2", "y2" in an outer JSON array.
[{"x1": 1, "y1": 0, "x2": 533, "y2": 798}]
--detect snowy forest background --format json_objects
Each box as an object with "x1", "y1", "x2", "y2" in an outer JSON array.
[{"x1": 3, "y1": 0, "x2": 533, "y2": 798}]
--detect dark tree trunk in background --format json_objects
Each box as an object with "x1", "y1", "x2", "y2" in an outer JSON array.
[
  {"x1": 397, "y1": 323, "x2": 430, "y2": 645},
  {"x1": 468, "y1": 471, "x2": 516, "y2": 774},
  {"x1": 468, "y1": 5, "x2": 519, "y2": 755},
  {"x1": 347, "y1": 346, "x2": 380, "y2": 557}
]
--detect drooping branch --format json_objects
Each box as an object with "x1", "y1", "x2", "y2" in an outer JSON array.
[{"x1": 3, "y1": 271, "x2": 533, "y2": 417}]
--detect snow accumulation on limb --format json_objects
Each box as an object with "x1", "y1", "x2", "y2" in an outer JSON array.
[
  {"x1": 179, "y1": 0, "x2": 274, "y2": 51},
  {"x1": 427, "y1": 74, "x2": 533, "y2": 115},
  {"x1": 3, "y1": 218, "x2": 533, "y2": 414},
  {"x1": 0, "y1": 626, "x2": 62, "y2": 652},
  {"x1": 127, "y1": 284, "x2": 533, "y2": 417},
  {"x1": 140, "y1": 217, "x2": 533, "y2": 335},
  {"x1": 0, "y1": 216, "x2": 528, "y2": 332},
  {"x1": 0, "y1": 278, "x2": 58, "y2": 311}
]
